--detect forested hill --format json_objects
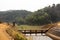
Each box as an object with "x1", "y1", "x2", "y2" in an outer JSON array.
[
  {"x1": 0, "y1": 4, "x2": 60, "y2": 25},
  {"x1": 0, "y1": 10, "x2": 32, "y2": 22},
  {"x1": 25, "y1": 4, "x2": 60, "y2": 25}
]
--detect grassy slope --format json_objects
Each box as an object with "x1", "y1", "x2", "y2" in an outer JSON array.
[{"x1": 6, "y1": 27, "x2": 27, "y2": 40}]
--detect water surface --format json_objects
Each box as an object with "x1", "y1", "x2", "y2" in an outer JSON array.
[{"x1": 25, "y1": 34, "x2": 52, "y2": 40}]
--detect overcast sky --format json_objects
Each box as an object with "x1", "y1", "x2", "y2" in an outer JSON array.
[{"x1": 0, "y1": 0, "x2": 60, "y2": 12}]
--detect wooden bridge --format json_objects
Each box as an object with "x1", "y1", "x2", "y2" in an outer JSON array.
[
  {"x1": 7, "y1": 22, "x2": 60, "y2": 40},
  {"x1": 19, "y1": 30, "x2": 48, "y2": 34},
  {"x1": 19, "y1": 28, "x2": 60, "y2": 40},
  {"x1": 18, "y1": 29, "x2": 49, "y2": 36},
  {"x1": 18, "y1": 25, "x2": 55, "y2": 36}
]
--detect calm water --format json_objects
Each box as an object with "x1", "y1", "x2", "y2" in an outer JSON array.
[{"x1": 25, "y1": 34, "x2": 52, "y2": 40}]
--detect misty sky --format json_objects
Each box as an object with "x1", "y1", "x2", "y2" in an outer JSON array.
[{"x1": 0, "y1": 0, "x2": 60, "y2": 12}]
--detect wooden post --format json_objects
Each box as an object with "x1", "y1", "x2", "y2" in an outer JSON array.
[
  {"x1": 30, "y1": 30, "x2": 31, "y2": 36},
  {"x1": 35, "y1": 30, "x2": 37, "y2": 36},
  {"x1": 24, "y1": 30, "x2": 26, "y2": 36},
  {"x1": 41, "y1": 30, "x2": 43, "y2": 35},
  {"x1": 12, "y1": 21, "x2": 15, "y2": 27}
]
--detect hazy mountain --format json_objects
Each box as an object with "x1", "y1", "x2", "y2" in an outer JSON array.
[{"x1": 0, "y1": 10, "x2": 32, "y2": 22}]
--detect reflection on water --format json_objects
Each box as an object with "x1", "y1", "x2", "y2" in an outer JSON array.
[{"x1": 25, "y1": 34, "x2": 52, "y2": 40}]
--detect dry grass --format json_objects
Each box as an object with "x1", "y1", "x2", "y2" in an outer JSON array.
[{"x1": 6, "y1": 27, "x2": 27, "y2": 40}]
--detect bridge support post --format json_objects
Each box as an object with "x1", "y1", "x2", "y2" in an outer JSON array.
[
  {"x1": 24, "y1": 30, "x2": 26, "y2": 36},
  {"x1": 41, "y1": 30, "x2": 43, "y2": 35},
  {"x1": 35, "y1": 30, "x2": 37, "y2": 36},
  {"x1": 30, "y1": 30, "x2": 31, "y2": 36}
]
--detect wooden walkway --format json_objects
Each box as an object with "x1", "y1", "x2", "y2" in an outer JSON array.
[
  {"x1": 18, "y1": 25, "x2": 54, "y2": 35},
  {"x1": 19, "y1": 29, "x2": 48, "y2": 33},
  {"x1": 46, "y1": 32, "x2": 60, "y2": 40},
  {"x1": 18, "y1": 29, "x2": 48, "y2": 36},
  {"x1": 8, "y1": 22, "x2": 60, "y2": 40},
  {"x1": 18, "y1": 26, "x2": 60, "y2": 40},
  {"x1": 46, "y1": 26, "x2": 60, "y2": 40}
]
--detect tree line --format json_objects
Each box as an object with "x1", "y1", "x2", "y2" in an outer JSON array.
[
  {"x1": 0, "y1": 4, "x2": 60, "y2": 25},
  {"x1": 25, "y1": 4, "x2": 60, "y2": 25}
]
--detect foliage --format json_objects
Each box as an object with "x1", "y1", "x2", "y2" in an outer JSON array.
[
  {"x1": 0, "y1": 4, "x2": 60, "y2": 25},
  {"x1": 26, "y1": 11, "x2": 50, "y2": 25},
  {"x1": 0, "y1": 10, "x2": 31, "y2": 23}
]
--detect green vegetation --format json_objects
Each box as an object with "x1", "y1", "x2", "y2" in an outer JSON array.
[
  {"x1": 0, "y1": 10, "x2": 32, "y2": 23},
  {"x1": 17, "y1": 24, "x2": 55, "y2": 30},
  {"x1": 6, "y1": 28, "x2": 27, "y2": 40},
  {"x1": 0, "y1": 4, "x2": 60, "y2": 25},
  {"x1": 17, "y1": 25, "x2": 42, "y2": 30}
]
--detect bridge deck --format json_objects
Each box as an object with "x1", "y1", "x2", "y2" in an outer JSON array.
[{"x1": 18, "y1": 29, "x2": 48, "y2": 34}]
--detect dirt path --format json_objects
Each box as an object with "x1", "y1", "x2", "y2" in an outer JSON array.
[
  {"x1": 0, "y1": 23, "x2": 13, "y2": 40},
  {"x1": 46, "y1": 32, "x2": 60, "y2": 40},
  {"x1": 46, "y1": 22, "x2": 60, "y2": 40}
]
